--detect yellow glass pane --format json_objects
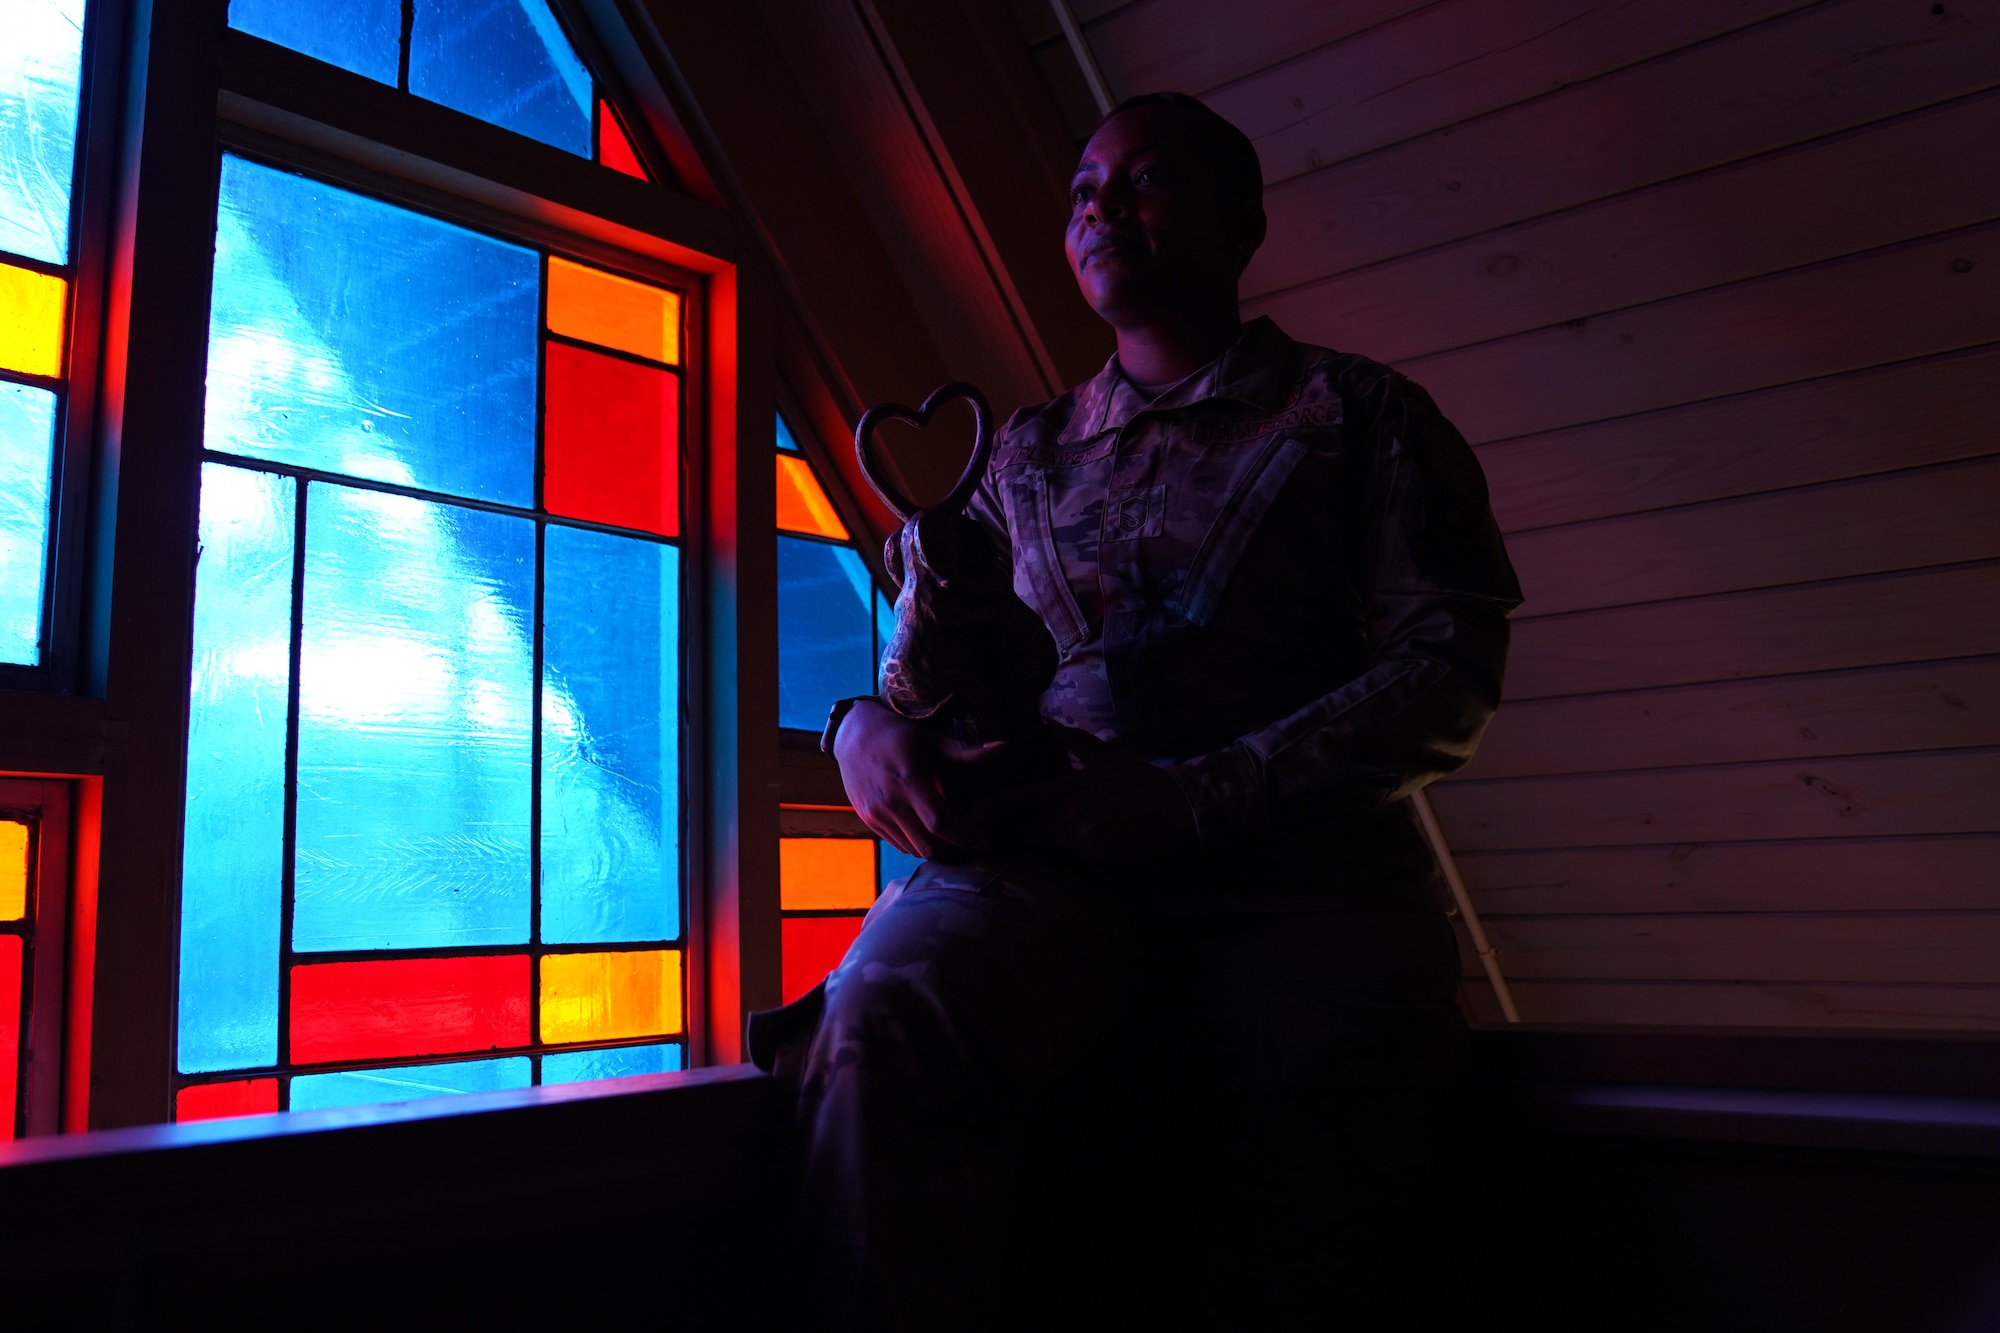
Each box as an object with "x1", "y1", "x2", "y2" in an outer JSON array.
[
  {"x1": 540, "y1": 949, "x2": 682, "y2": 1044},
  {"x1": 780, "y1": 837, "x2": 876, "y2": 911},
  {"x1": 775, "y1": 454, "x2": 850, "y2": 540},
  {"x1": 0, "y1": 821, "x2": 27, "y2": 921},
  {"x1": 0, "y1": 263, "x2": 66, "y2": 379},
  {"x1": 546, "y1": 257, "x2": 679, "y2": 365}
]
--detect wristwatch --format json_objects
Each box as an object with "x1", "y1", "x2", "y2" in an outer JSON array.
[{"x1": 820, "y1": 695, "x2": 882, "y2": 755}]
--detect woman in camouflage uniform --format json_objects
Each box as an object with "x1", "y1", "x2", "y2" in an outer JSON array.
[{"x1": 776, "y1": 93, "x2": 1521, "y2": 1328}]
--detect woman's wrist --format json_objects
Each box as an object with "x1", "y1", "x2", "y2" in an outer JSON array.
[{"x1": 820, "y1": 695, "x2": 883, "y2": 756}]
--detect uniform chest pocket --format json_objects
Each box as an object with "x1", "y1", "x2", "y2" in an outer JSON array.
[
  {"x1": 1002, "y1": 471, "x2": 1089, "y2": 649},
  {"x1": 1166, "y1": 434, "x2": 1309, "y2": 628}
]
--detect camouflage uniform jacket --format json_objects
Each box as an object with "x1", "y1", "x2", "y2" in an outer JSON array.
[{"x1": 965, "y1": 318, "x2": 1522, "y2": 881}]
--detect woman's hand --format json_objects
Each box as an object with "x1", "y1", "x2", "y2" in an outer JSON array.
[
  {"x1": 833, "y1": 699, "x2": 1000, "y2": 860},
  {"x1": 971, "y1": 725, "x2": 1197, "y2": 865}
]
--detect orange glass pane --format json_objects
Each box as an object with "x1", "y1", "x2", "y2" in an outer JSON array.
[
  {"x1": 0, "y1": 262, "x2": 66, "y2": 378},
  {"x1": 546, "y1": 257, "x2": 679, "y2": 366},
  {"x1": 780, "y1": 837, "x2": 875, "y2": 911},
  {"x1": 540, "y1": 949, "x2": 682, "y2": 1044},
  {"x1": 177, "y1": 1078, "x2": 280, "y2": 1122},
  {"x1": 598, "y1": 99, "x2": 647, "y2": 179},
  {"x1": 0, "y1": 821, "x2": 26, "y2": 921},
  {"x1": 776, "y1": 454, "x2": 850, "y2": 540}
]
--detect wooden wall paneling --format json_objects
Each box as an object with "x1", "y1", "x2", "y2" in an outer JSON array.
[
  {"x1": 1025, "y1": 47, "x2": 1100, "y2": 146},
  {"x1": 1482, "y1": 912, "x2": 2000, "y2": 986},
  {"x1": 1504, "y1": 456, "x2": 2000, "y2": 620},
  {"x1": 1215, "y1": 0, "x2": 1816, "y2": 191},
  {"x1": 1245, "y1": 0, "x2": 2000, "y2": 296},
  {"x1": 1455, "y1": 835, "x2": 2000, "y2": 916},
  {"x1": 1029, "y1": 0, "x2": 1438, "y2": 105},
  {"x1": 1460, "y1": 977, "x2": 2000, "y2": 1031},
  {"x1": 1431, "y1": 748, "x2": 2000, "y2": 852},
  {"x1": 754, "y1": 0, "x2": 1053, "y2": 426},
  {"x1": 633, "y1": 0, "x2": 955, "y2": 442},
  {"x1": 775, "y1": 315, "x2": 902, "y2": 569},
  {"x1": 1465, "y1": 657, "x2": 2000, "y2": 782},
  {"x1": 1477, "y1": 345, "x2": 2000, "y2": 533},
  {"x1": 872, "y1": 0, "x2": 1116, "y2": 389},
  {"x1": 1404, "y1": 222, "x2": 2000, "y2": 444},
  {"x1": 1005, "y1": 0, "x2": 1151, "y2": 48},
  {"x1": 1252, "y1": 90, "x2": 2000, "y2": 363},
  {"x1": 1507, "y1": 562, "x2": 2000, "y2": 701}
]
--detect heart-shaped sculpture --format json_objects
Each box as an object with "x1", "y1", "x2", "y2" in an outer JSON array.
[
  {"x1": 855, "y1": 384, "x2": 1061, "y2": 798},
  {"x1": 854, "y1": 380, "x2": 996, "y2": 523}
]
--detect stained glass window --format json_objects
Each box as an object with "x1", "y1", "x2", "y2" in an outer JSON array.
[
  {"x1": 0, "y1": 820, "x2": 26, "y2": 1135},
  {"x1": 775, "y1": 414, "x2": 892, "y2": 731},
  {"x1": 0, "y1": 0, "x2": 88, "y2": 668},
  {"x1": 776, "y1": 829, "x2": 920, "y2": 1004},
  {"x1": 771, "y1": 421, "x2": 907, "y2": 999},
  {"x1": 229, "y1": 0, "x2": 651, "y2": 179},
  {"x1": 0, "y1": 781, "x2": 68, "y2": 1141},
  {"x1": 177, "y1": 156, "x2": 687, "y2": 1120}
]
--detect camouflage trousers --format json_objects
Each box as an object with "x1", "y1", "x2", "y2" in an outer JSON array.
[{"x1": 750, "y1": 857, "x2": 1470, "y2": 1328}]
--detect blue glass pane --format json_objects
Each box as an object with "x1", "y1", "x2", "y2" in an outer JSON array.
[
  {"x1": 879, "y1": 841, "x2": 921, "y2": 893},
  {"x1": 874, "y1": 589, "x2": 894, "y2": 692},
  {"x1": 778, "y1": 537, "x2": 875, "y2": 731},
  {"x1": 542, "y1": 1042, "x2": 682, "y2": 1085},
  {"x1": 410, "y1": 0, "x2": 592, "y2": 157},
  {"x1": 0, "y1": 0, "x2": 84, "y2": 265},
  {"x1": 775, "y1": 412, "x2": 801, "y2": 454},
  {"x1": 541, "y1": 526, "x2": 680, "y2": 944},
  {"x1": 205, "y1": 155, "x2": 538, "y2": 506},
  {"x1": 178, "y1": 464, "x2": 294, "y2": 1073},
  {"x1": 293, "y1": 485, "x2": 534, "y2": 951},
  {"x1": 0, "y1": 382, "x2": 56, "y2": 665},
  {"x1": 228, "y1": 0, "x2": 401, "y2": 86},
  {"x1": 291, "y1": 1056, "x2": 531, "y2": 1111}
]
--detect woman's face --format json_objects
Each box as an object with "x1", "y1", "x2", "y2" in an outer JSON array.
[{"x1": 1065, "y1": 105, "x2": 1245, "y2": 327}]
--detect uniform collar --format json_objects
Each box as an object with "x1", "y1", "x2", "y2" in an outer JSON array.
[{"x1": 1061, "y1": 317, "x2": 1297, "y2": 443}]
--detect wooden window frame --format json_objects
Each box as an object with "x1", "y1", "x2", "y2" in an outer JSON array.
[
  {"x1": 0, "y1": 778, "x2": 71, "y2": 1137},
  {"x1": 0, "y1": 0, "x2": 128, "y2": 695},
  {"x1": 56, "y1": 0, "x2": 779, "y2": 1129}
]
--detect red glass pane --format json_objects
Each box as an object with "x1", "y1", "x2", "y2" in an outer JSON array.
[
  {"x1": 177, "y1": 1078, "x2": 280, "y2": 1122},
  {"x1": 544, "y1": 340, "x2": 679, "y2": 537},
  {"x1": 290, "y1": 954, "x2": 530, "y2": 1065},
  {"x1": 0, "y1": 934, "x2": 18, "y2": 1140},
  {"x1": 597, "y1": 99, "x2": 648, "y2": 179},
  {"x1": 781, "y1": 915, "x2": 864, "y2": 1005}
]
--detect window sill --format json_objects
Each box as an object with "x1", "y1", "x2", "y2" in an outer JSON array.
[{"x1": 0, "y1": 1063, "x2": 783, "y2": 1306}]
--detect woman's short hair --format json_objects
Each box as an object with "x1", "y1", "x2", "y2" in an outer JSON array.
[{"x1": 1100, "y1": 92, "x2": 1264, "y2": 219}]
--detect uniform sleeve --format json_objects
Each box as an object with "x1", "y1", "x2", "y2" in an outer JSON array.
[
  {"x1": 963, "y1": 405, "x2": 1044, "y2": 562},
  {"x1": 1164, "y1": 373, "x2": 1523, "y2": 843}
]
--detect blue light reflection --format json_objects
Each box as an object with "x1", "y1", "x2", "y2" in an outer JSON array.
[
  {"x1": 205, "y1": 155, "x2": 538, "y2": 506},
  {"x1": 410, "y1": 0, "x2": 593, "y2": 157},
  {"x1": 0, "y1": 0, "x2": 85, "y2": 265},
  {"x1": 178, "y1": 463, "x2": 294, "y2": 1072},
  {"x1": 228, "y1": 0, "x2": 402, "y2": 85},
  {"x1": 291, "y1": 1056, "x2": 532, "y2": 1111},
  {"x1": 777, "y1": 536, "x2": 876, "y2": 731},
  {"x1": 0, "y1": 383, "x2": 56, "y2": 665},
  {"x1": 293, "y1": 485, "x2": 535, "y2": 952},
  {"x1": 541, "y1": 525, "x2": 680, "y2": 944}
]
